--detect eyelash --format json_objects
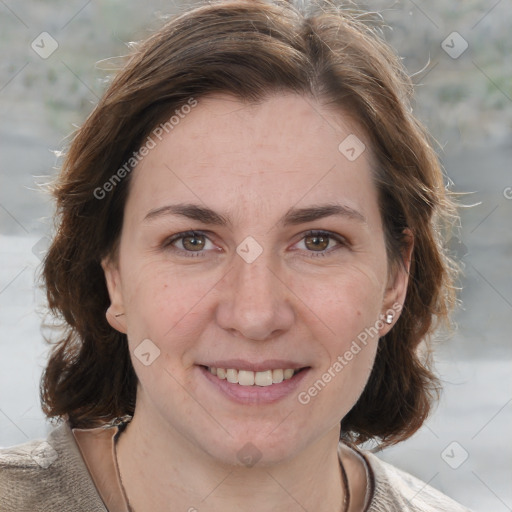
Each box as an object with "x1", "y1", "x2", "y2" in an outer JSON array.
[
  {"x1": 163, "y1": 229, "x2": 348, "y2": 258},
  {"x1": 163, "y1": 230, "x2": 212, "y2": 258},
  {"x1": 294, "y1": 230, "x2": 348, "y2": 257}
]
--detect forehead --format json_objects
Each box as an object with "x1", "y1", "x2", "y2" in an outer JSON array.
[{"x1": 125, "y1": 92, "x2": 380, "y2": 228}]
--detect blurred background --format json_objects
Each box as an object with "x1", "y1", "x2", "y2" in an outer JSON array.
[{"x1": 0, "y1": 1, "x2": 511, "y2": 510}]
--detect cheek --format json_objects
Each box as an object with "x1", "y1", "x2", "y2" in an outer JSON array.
[
  {"x1": 292, "y1": 262, "x2": 384, "y2": 407},
  {"x1": 293, "y1": 260, "x2": 386, "y2": 341},
  {"x1": 120, "y1": 261, "x2": 219, "y2": 356}
]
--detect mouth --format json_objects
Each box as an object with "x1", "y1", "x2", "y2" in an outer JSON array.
[
  {"x1": 201, "y1": 366, "x2": 307, "y2": 387},
  {"x1": 196, "y1": 363, "x2": 311, "y2": 404}
]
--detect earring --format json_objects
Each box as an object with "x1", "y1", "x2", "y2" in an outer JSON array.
[{"x1": 385, "y1": 313, "x2": 393, "y2": 325}]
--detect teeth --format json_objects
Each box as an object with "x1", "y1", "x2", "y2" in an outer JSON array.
[
  {"x1": 226, "y1": 368, "x2": 238, "y2": 384},
  {"x1": 208, "y1": 367, "x2": 299, "y2": 386},
  {"x1": 272, "y1": 369, "x2": 284, "y2": 383},
  {"x1": 239, "y1": 370, "x2": 255, "y2": 386},
  {"x1": 254, "y1": 370, "x2": 272, "y2": 386},
  {"x1": 283, "y1": 369, "x2": 294, "y2": 380}
]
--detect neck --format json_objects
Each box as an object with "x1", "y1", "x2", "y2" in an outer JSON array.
[{"x1": 116, "y1": 406, "x2": 348, "y2": 512}]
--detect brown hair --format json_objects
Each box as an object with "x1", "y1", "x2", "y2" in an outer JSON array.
[{"x1": 40, "y1": 0, "x2": 459, "y2": 446}]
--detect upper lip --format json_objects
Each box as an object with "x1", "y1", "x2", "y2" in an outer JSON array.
[{"x1": 198, "y1": 359, "x2": 309, "y2": 372}]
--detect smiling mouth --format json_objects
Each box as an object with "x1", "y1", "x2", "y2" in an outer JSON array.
[{"x1": 201, "y1": 366, "x2": 307, "y2": 387}]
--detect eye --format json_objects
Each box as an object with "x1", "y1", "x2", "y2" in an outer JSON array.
[
  {"x1": 294, "y1": 230, "x2": 347, "y2": 256},
  {"x1": 304, "y1": 233, "x2": 330, "y2": 251},
  {"x1": 164, "y1": 230, "x2": 216, "y2": 256},
  {"x1": 180, "y1": 233, "x2": 206, "y2": 251}
]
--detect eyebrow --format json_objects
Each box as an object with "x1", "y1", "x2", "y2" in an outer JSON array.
[
  {"x1": 143, "y1": 203, "x2": 229, "y2": 225},
  {"x1": 143, "y1": 202, "x2": 366, "y2": 226},
  {"x1": 281, "y1": 203, "x2": 366, "y2": 225}
]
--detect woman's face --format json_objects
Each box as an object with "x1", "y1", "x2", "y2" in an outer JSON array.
[{"x1": 103, "y1": 92, "x2": 409, "y2": 465}]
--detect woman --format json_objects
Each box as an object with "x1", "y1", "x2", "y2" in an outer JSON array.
[{"x1": 0, "y1": 0, "x2": 470, "y2": 510}]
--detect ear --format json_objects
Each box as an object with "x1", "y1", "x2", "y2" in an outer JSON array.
[
  {"x1": 101, "y1": 256, "x2": 127, "y2": 334},
  {"x1": 379, "y1": 229, "x2": 414, "y2": 337}
]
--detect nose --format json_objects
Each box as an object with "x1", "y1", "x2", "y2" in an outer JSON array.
[{"x1": 215, "y1": 254, "x2": 295, "y2": 341}]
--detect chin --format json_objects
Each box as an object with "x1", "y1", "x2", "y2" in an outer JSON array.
[{"x1": 200, "y1": 425, "x2": 310, "y2": 468}]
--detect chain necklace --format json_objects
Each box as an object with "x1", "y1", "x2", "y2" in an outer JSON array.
[
  {"x1": 340, "y1": 455, "x2": 351, "y2": 512},
  {"x1": 113, "y1": 424, "x2": 350, "y2": 512}
]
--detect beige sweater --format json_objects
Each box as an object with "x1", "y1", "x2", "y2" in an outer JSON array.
[{"x1": 0, "y1": 422, "x2": 472, "y2": 512}]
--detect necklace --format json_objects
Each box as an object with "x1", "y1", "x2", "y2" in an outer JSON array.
[
  {"x1": 113, "y1": 419, "x2": 135, "y2": 512},
  {"x1": 340, "y1": 454, "x2": 351, "y2": 512},
  {"x1": 114, "y1": 435, "x2": 134, "y2": 512},
  {"x1": 113, "y1": 428, "x2": 351, "y2": 512}
]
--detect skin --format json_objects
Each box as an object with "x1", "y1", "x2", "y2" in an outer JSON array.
[{"x1": 103, "y1": 92, "x2": 412, "y2": 512}]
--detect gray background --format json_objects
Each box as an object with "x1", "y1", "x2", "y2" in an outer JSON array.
[{"x1": 0, "y1": 1, "x2": 511, "y2": 511}]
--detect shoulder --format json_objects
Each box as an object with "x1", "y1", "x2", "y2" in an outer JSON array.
[
  {"x1": 362, "y1": 451, "x2": 473, "y2": 512},
  {"x1": 0, "y1": 421, "x2": 106, "y2": 512}
]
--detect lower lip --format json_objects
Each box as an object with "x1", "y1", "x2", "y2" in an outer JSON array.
[{"x1": 197, "y1": 365, "x2": 310, "y2": 404}]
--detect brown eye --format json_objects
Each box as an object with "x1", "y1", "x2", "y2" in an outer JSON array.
[
  {"x1": 304, "y1": 234, "x2": 330, "y2": 251},
  {"x1": 181, "y1": 234, "x2": 206, "y2": 251}
]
